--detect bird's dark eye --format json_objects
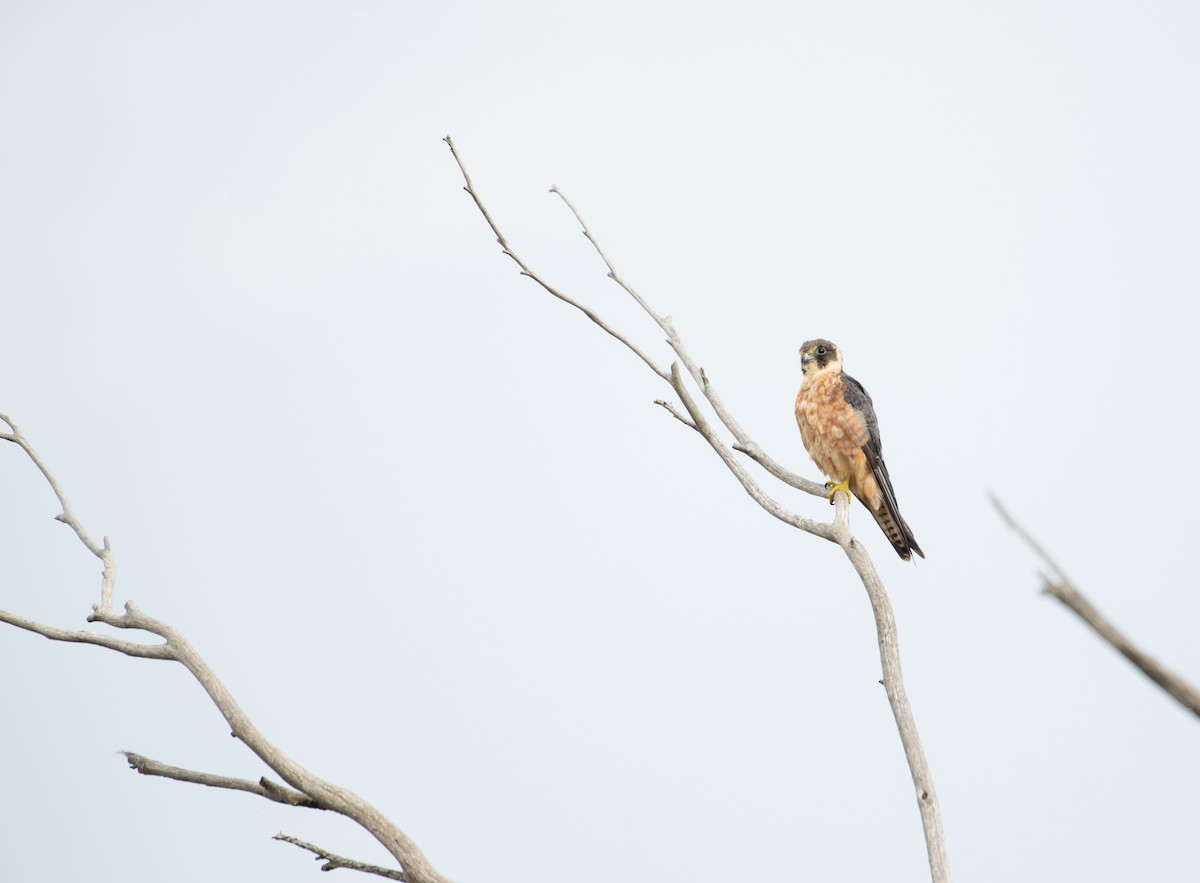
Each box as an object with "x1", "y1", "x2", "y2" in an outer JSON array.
[{"x1": 816, "y1": 345, "x2": 827, "y2": 356}]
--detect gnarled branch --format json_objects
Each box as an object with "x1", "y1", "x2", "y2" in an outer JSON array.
[{"x1": 0, "y1": 420, "x2": 452, "y2": 883}]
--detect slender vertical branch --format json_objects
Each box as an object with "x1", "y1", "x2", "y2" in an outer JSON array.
[{"x1": 836, "y1": 516, "x2": 950, "y2": 878}]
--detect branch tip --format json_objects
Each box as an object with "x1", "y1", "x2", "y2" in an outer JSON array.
[
  {"x1": 996, "y1": 500, "x2": 1200, "y2": 718},
  {"x1": 275, "y1": 834, "x2": 409, "y2": 881}
]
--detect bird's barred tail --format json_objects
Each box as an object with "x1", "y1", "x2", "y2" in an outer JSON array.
[{"x1": 867, "y1": 500, "x2": 924, "y2": 562}]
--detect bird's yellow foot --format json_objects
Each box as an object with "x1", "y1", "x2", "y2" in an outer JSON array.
[{"x1": 825, "y1": 479, "x2": 851, "y2": 505}]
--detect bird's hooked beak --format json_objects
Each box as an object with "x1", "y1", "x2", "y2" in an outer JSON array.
[{"x1": 800, "y1": 350, "x2": 815, "y2": 367}]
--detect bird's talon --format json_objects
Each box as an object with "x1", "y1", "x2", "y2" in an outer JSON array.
[{"x1": 825, "y1": 479, "x2": 851, "y2": 505}]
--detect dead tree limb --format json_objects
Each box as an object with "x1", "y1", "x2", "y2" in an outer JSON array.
[
  {"x1": 994, "y1": 495, "x2": 1200, "y2": 719},
  {"x1": 0, "y1": 418, "x2": 452, "y2": 883},
  {"x1": 446, "y1": 136, "x2": 951, "y2": 883}
]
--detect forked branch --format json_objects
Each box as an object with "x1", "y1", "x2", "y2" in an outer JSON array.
[
  {"x1": 0, "y1": 421, "x2": 451, "y2": 883},
  {"x1": 446, "y1": 136, "x2": 950, "y2": 882},
  {"x1": 549, "y1": 189, "x2": 825, "y2": 498}
]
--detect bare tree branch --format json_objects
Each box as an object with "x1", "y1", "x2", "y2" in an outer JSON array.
[
  {"x1": 1, "y1": 412, "x2": 117, "y2": 611},
  {"x1": 123, "y1": 752, "x2": 320, "y2": 808},
  {"x1": 549, "y1": 189, "x2": 827, "y2": 499},
  {"x1": 448, "y1": 137, "x2": 951, "y2": 883},
  {"x1": 0, "y1": 420, "x2": 452, "y2": 883},
  {"x1": 275, "y1": 834, "x2": 409, "y2": 880},
  {"x1": 993, "y1": 496, "x2": 1200, "y2": 719},
  {"x1": 443, "y1": 137, "x2": 669, "y2": 382},
  {"x1": 834, "y1": 503, "x2": 948, "y2": 877}
]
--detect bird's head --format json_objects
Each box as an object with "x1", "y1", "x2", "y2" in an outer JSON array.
[{"x1": 799, "y1": 339, "x2": 842, "y2": 375}]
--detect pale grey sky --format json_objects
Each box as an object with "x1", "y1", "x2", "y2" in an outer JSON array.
[{"x1": 2, "y1": 2, "x2": 1198, "y2": 881}]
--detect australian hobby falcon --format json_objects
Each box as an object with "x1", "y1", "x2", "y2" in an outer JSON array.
[{"x1": 794, "y1": 339, "x2": 924, "y2": 561}]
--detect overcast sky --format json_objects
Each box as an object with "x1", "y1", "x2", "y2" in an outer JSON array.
[{"x1": 2, "y1": 2, "x2": 1198, "y2": 881}]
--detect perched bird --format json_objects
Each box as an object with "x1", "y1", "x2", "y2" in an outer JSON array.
[{"x1": 794, "y1": 339, "x2": 924, "y2": 561}]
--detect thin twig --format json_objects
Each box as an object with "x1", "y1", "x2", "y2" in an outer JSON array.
[
  {"x1": 653, "y1": 399, "x2": 696, "y2": 429},
  {"x1": 0, "y1": 413, "x2": 116, "y2": 610},
  {"x1": 275, "y1": 834, "x2": 408, "y2": 880},
  {"x1": 990, "y1": 495, "x2": 1069, "y2": 584},
  {"x1": 993, "y1": 496, "x2": 1200, "y2": 719},
  {"x1": 444, "y1": 136, "x2": 668, "y2": 381}
]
